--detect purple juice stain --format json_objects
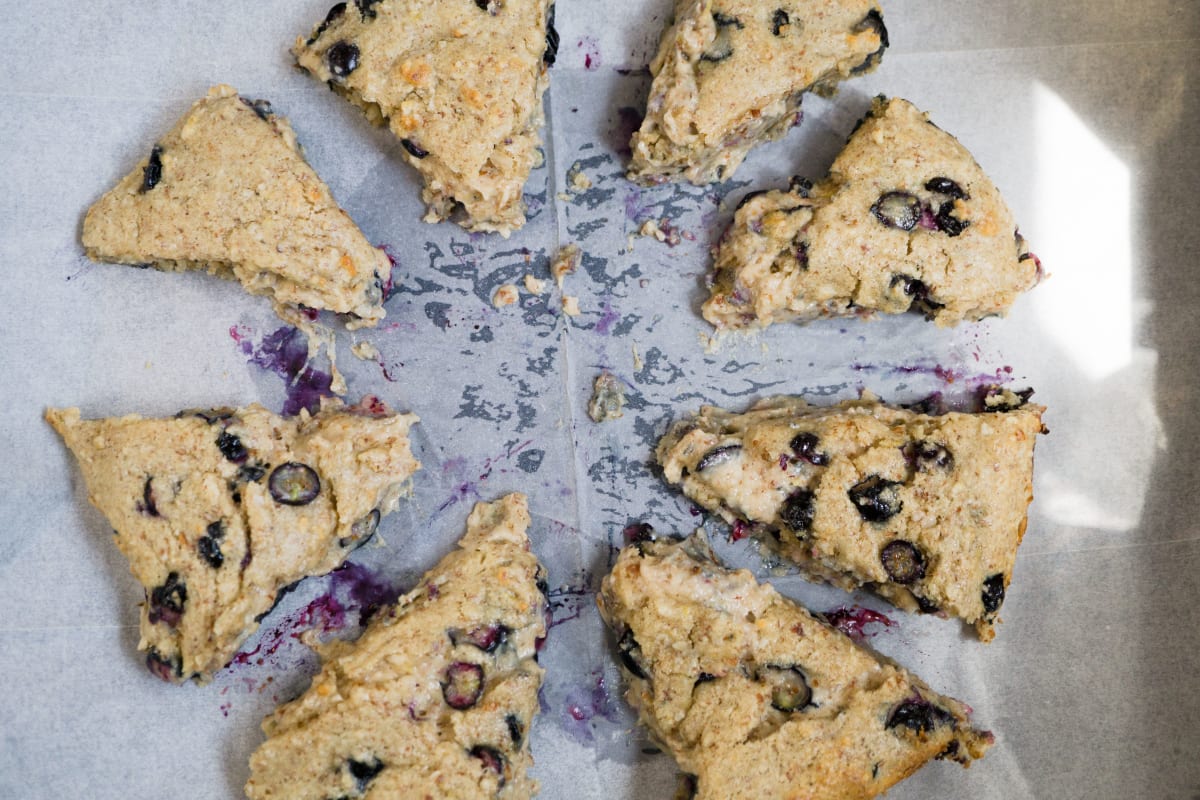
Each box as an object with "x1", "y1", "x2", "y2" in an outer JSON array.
[
  {"x1": 595, "y1": 300, "x2": 619, "y2": 335},
  {"x1": 378, "y1": 244, "x2": 402, "y2": 301},
  {"x1": 229, "y1": 325, "x2": 335, "y2": 417},
  {"x1": 577, "y1": 36, "x2": 601, "y2": 70},
  {"x1": 624, "y1": 188, "x2": 652, "y2": 223},
  {"x1": 561, "y1": 673, "x2": 620, "y2": 743},
  {"x1": 329, "y1": 561, "x2": 403, "y2": 626},
  {"x1": 823, "y1": 606, "x2": 895, "y2": 642},
  {"x1": 612, "y1": 107, "x2": 643, "y2": 156}
]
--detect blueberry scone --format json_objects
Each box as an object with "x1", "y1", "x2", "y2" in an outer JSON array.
[
  {"x1": 45, "y1": 399, "x2": 420, "y2": 683},
  {"x1": 82, "y1": 85, "x2": 391, "y2": 328},
  {"x1": 656, "y1": 390, "x2": 1046, "y2": 641},
  {"x1": 628, "y1": 0, "x2": 887, "y2": 185},
  {"x1": 705, "y1": 96, "x2": 1041, "y2": 329},
  {"x1": 246, "y1": 493, "x2": 547, "y2": 800},
  {"x1": 293, "y1": 0, "x2": 557, "y2": 236},
  {"x1": 598, "y1": 534, "x2": 992, "y2": 800}
]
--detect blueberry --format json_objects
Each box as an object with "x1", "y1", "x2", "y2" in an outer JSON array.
[
  {"x1": 623, "y1": 522, "x2": 656, "y2": 546},
  {"x1": 340, "y1": 508, "x2": 380, "y2": 549},
  {"x1": 795, "y1": 240, "x2": 809, "y2": 270},
  {"x1": 268, "y1": 462, "x2": 321, "y2": 506},
  {"x1": 236, "y1": 463, "x2": 267, "y2": 483},
  {"x1": 771, "y1": 9, "x2": 790, "y2": 36},
  {"x1": 904, "y1": 440, "x2": 954, "y2": 471},
  {"x1": 617, "y1": 629, "x2": 648, "y2": 679},
  {"x1": 924, "y1": 177, "x2": 968, "y2": 199},
  {"x1": 149, "y1": 572, "x2": 187, "y2": 627},
  {"x1": 789, "y1": 432, "x2": 829, "y2": 466},
  {"x1": 890, "y1": 273, "x2": 929, "y2": 301},
  {"x1": 735, "y1": 189, "x2": 769, "y2": 211},
  {"x1": 306, "y1": 2, "x2": 346, "y2": 44},
  {"x1": 216, "y1": 431, "x2": 248, "y2": 463},
  {"x1": 468, "y1": 745, "x2": 507, "y2": 788},
  {"x1": 198, "y1": 521, "x2": 225, "y2": 568},
  {"x1": 696, "y1": 444, "x2": 742, "y2": 472},
  {"x1": 138, "y1": 476, "x2": 160, "y2": 517},
  {"x1": 449, "y1": 623, "x2": 510, "y2": 653},
  {"x1": 762, "y1": 666, "x2": 812, "y2": 712},
  {"x1": 788, "y1": 175, "x2": 813, "y2": 197},
  {"x1": 871, "y1": 192, "x2": 921, "y2": 231},
  {"x1": 140, "y1": 145, "x2": 163, "y2": 193},
  {"x1": 914, "y1": 594, "x2": 941, "y2": 614},
  {"x1": 934, "y1": 201, "x2": 970, "y2": 237},
  {"x1": 535, "y1": 564, "x2": 549, "y2": 599},
  {"x1": 354, "y1": 0, "x2": 381, "y2": 19},
  {"x1": 701, "y1": 13, "x2": 743, "y2": 63},
  {"x1": 886, "y1": 699, "x2": 952, "y2": 734},
  {"x1": 848, "y1": 475, "x2": 903, "y2": 522},
  {"x1": 443, "y1": 662, "x2": 485, "y2": 709},
  {"x1": 880, "y1": 541, "x2": 926, "y2": 584},
  {"x1": 327, "y1": 40, "x2": 360, "y2": 79},
  {"x1": 779, "y1": 489, "x2": 815, "y2": 534},
  {"x1": 347, "y1": 757, "x2": 384, "y2": 792},
  {"x1": 850, "y1": 9, "x2": 889, "y2": 74},
  {"x1": 505, "y1": 713, "x2": 525, "y2": 746},
  {"x1": 474, "y1": 0, "x2": 500, "y2": 11},
  {"x1": 241, "y1": 97, "x2": 274, "y2": 120},
  {"x1": 981, "y1": 573, "x2": 1006, "y2": 614},
  {"x1": 543, "y1": 4, "x2": 559, "y2": 66},
  {"x1": 145, "y1": 648, "x2": 182, "y2": 682},
  {"x1": 400, "y1": 138, "x2": 428, "y2": 159}
]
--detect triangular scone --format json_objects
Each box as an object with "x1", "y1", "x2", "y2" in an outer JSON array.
[
  {"x1": 293, "y1": 0, "x2": 556, "y2": 236},
  {"x1": 598, "y1": 534, "x2": 992, "y2": 800},
  {"x1": 82, "y1": 86, "x2": 391, "y2": 328},
  {"x1": 46, "y1": 399, "x2": 420, "y2": 683},
  {"x1": 628, "y1": 0, "x2": 886, "y2": 185},
  {"x1": 656, "y1": 390, "x2": 1046, "y2": 641},
  {"x1": 704, "y1": 96, "x2": 1042, "y2": 329},
  {"x1": 246, "y1": 494, "x2": 547, "y2": 800}
]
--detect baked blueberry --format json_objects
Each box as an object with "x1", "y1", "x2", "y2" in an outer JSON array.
[
  {"x1": 763, "y1": 665, "x2": 812, "y2": 712},
  {"x1": 771, "y1": 9, "x2": 790, "y2": 36},
  {"x1": 871, "y1": 191, "x2": 921, "y2": 231},
  {"x1": 981, "y1": 573, "x2": 1005, "y2": 614},
  {"x1": 848, "y1": 475, "x2": 902, "y2": 522},
  {"x1": 469, "y1": 745, "x2": 507, "y2": 787},
  {"x1": 400, "y1": 138, "x2": 428, "y2": 159},
  {"x1": 789, "y1": 432, "x2": 829, "y2": 465},
  {"x1": 851, "y1": 9, "x2": 888, "y2": 74},
  {"x1": 443, "y1": 662, "x2": 485, "y2": 709},
  {"x1": 140, "y1": 146, "x2": 163, "y2": 193},
  {"x1": 340, "y1": 508, "x2": 381, "y2": 549},
  {"x1": 701, "y1": 13, "x2": 743, "y2": 63},
  {"x1": 880, "y1": 541, "x2": 925, "y2": 584},
  {"x1": 145, "y1": 648, "x2": 182, "y2": 682},
  {"x1": 449, "y1": 623, "x2": 510, "y2": 653},
  {"x1": 354, "y1": 0, "x2": 381, "y2": 19},
  {"x1": 905, "y1": 440, "x2": 954, "y2": 471},
  {"x1": 268, "y1": 462, "x2": 321, "y2": 506},
  {"x1": 216, "y1": 431, "x2": 248, "y2": 463},
  {"x1": 924, "y1": 177, "x2": 967, "y2": 199},
  {"x1": 886, "y1": 699, "x2": 952, "y2": 734},
  {"x1": 779, "y1": 488, "x2": 815, "y2": 534},
  {"x1": 543, "y1": 5, "x2": 559, "y2": 66},
  {"x1": 327, "y1": 41, "x2": 360, "y2": 79},
  {"x1": 618, "y1": 629, "x2": 648, "y2": 679},
  {"x1": 935, "y1": 201, "x2": 969, "y2": 237},
  {"x1": 198, "y1": 521, "x2": 225, "y2": 568},
  {"x1": 307, "y1": 2, "x2": 346, "y2": 44},
  {"x1": 138, "y1": 476, "x2": 160, "y2": 517},
  {"x1": 149, "y1": 572, "x2": 187, "y2": 627},
  {"x1": 505, "y1": 713, "x2": 525, "y2": 746},
  {"x1": 696, "y1": 444, "x2": 742, "y2": 471},
  {"x1": 347, "y1": 756, "x2": 384, "y2": 791}
]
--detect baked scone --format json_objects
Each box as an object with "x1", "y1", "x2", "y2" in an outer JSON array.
[
  {"x1": 246, "y1": 493, "x2": 547, "y2": 800},
  {"x1": 293, "y1": 0, "x2": 557, "y2": 235},
  {"x1": 598, "y1": 534, "x2": 992, "y2": 800},
  {"x1": 628, "y1": 0, "x2": 887, "y2": 185},
  {"x1": 704, "y1": 96, "x2": 1041, "y2": 329},
  {"x1": 82, "y1": 85, "x2": 391, "y2": 328},
  {"x1": 655, "y1": 390, "x2": 1046, "y2": 641},
  {"x1": 46, "y1": 399, "x2": 421, "y2": 683}
]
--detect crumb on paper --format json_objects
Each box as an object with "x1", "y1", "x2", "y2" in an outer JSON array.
[
  {"x1": 638, "y1": 217, "x2": 683, "y2": 247},
  {"x1": 552, "y1": 243, "x2": 581, "y2": 288},
  {"x1": 492, "y1": 284, "x2": 519, "y2": 308},
  {"x1": 568, "y1": 163, "x2": 592, "y2": 191},
  {"x1": 562, "y1": 295, "x2": 581, "y2": 316},
  {"x1": 632, "y1": 343, "x2": 644, "y2": 371},
  {"x1": 524, "y1": 274, "x2": 546, "y2": 294},
  {"x1": 351, "y1": 341, "x2": 380, "y2": 361},
  {"x1": 556, "y1": 192, "x2": 572, "y2": 202},
  {"x1": 587, "y1": 371, "x2": 626, "y2": 422}
]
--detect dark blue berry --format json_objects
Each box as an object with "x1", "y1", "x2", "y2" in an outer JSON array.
[
  {"x1": 241, "y1": 97, "x2": 274, "y2": 120},
  {"x1": 449, "y1": 623, "x2": 509, "y2": 653},
  {"x1": 340, "y1": 508, "x2": 380, "y2": 549},
  {"x1": 771, "y1": 9, "x2": 790, "y2": 36},
  {"x1": 981, "y1": 573, "x2": 1005, "y2": 614},
  {"x1": 198, "y1": 521, "x2": 225, "y2": 568},
  {"x1": 788, "y1": 175, "x2": 813, "y2": 197},
  {"x1": 327, "y1": 40, "x2": 360, "y2": 79},
  {"x1": 307, "y1": 3, "x2": 346, "y2": 44},
  {"x1": 138, "y1": 476, "x2": 160, "y2": 517},
  {"x1": 905, "y1": 440, "x2": 953, "y2": 471},
  {"x1": 623, "y1": 522, "x2": 656, "y2": 546},
  {"x1": 543, "y1": 4, "x2": 558, "y2": 66},
  {"x1": 506, "y1": 713, "x2": 525, "y2": 746},
  {"x1": 618, "y1": 629, "x2": 648, "y2": 679},
  {"x1": 469, "y1": 745, "x2": 507, "y2": 787},
  {"x1": 871, "y1": 192, "x2": 920, "y2": 230},
  {"x1": 701, "y1": 13, "x2": 742, "y2": 63},
  {"x1": 779, "y1": 489, "x2": 815, "y2": 534},
  {"x1": 355, "y1": 0, "x2": 381, "y2": 19},
  {"x1": 347, "y1": 757, "x2": 384, "y2": 792},
  {"x1": 886, "y1": 699, "x2": 952, "y2": 733},
  {"x1": 696, "y1": 444, "x2": 741, "y2": 472},
  {"x1": 145, "y1": 648, "x2": 182, "y2": 682},
  {"x1": 216, "y1": 431, "x2": 248, "y2": 463},
  {"x1": 140, "y1": 146, "x2": 163, "y2": 193},
  {"x1": 400, "y1": 138, "x2": 428, "y2": 159},
  {"x1": 268, "y1": 462, "x2": 321, "y2": 506},
  {"x1": 848, "y1": 475, "x2": 903, "y2": 522},
  {"x1": 789, "y1": 432, "x2": 829, "y2": 465},
  {"x1": 443, "y1": 662, "x2": 485, "y2": 709},
  {"x1": 851, "y1": 9, "x2": 888, "y2": 74},
  {"x1": 924, "y1": 177, "x2": 967, "y2": 199},
  {"x1": 880, "y1": 541, "x2": 925, "y2": 584},
  {"x1": 149, "y1": 572, "x2": 187, "y2": 627},
  {"x1": 236, "y1": 463, "x2": 267, "y2": 483},
  {"x1": 763, "y1": 666, "x2": 812, "y2": 712},
  {"x1": 935, "y1": 201, "x2": 969, "y2": 237}
]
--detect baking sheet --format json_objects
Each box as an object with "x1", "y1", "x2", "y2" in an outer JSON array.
[{"x1": 2, "y1": 1, "x2": 1199, "y2": 797}]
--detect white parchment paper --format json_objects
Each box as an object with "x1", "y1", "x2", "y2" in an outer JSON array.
[{"x1": 2, "y1": 1, "x2": 1199, "y2": 798}]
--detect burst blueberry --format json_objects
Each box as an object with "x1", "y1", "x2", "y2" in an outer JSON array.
[
  {"x1": 216, "y1": 430, "x2": 248, "y2": 463},
  {"x1": 140, "y1": 145, "x2": 163, "y2": 193},
  {"x1": 696, "y1": 444, "x2": 741, "y2": 472},
  {"x1": 763, "y1": 666, "x2": 812, "y2": 712},
  {"x1": 880, "y1": 540, "x2": 925, "y2": 584},
  {"x1": 848, "y1": 475, "x2": 903, "y2": 522},
  {"x1": 346, "y1": 757, "x2": 384, "y2": 791},
  {"x1": 871, "y1": 191, "x2": 920, "y2": 231},
  {"x1": 924, "y1": 176, "x2": 967, "y2": 199},
  {"x1": 198, "y1": 521, "x2": 225, "y2": 568},
  {"x1": 443, "y1": 662, "x2": 485, "y2": 709},
  {"x1": 779, "y1": 488, "x2": 815, "y2": 534},
  {"x1": 268, "y1": 462, "x2": 321, "y2": 506},
  {"x1": 327, "y1": 40, "x2": 360, "y2": 79},
  {"x1": 400, "y1": 138, "x2": 428, "y2": 159},
  {"x1": 469, "y1": 745, "x2": 507, "y2": 787},
  {"x1": 789, "y1": 432, "x2": 829, "y2": 465},
  {"x1": 149, "y1": 572, "x2": 187, "y2": 627},
  {"x1": 981, "y1": 573, "x2": 1006, "y2": 614},
  {"x1": 449, "y1": 623, "x2": 509, "y2": 653}
]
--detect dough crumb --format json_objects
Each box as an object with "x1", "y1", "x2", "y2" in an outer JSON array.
[
  {"x1": 552, "y1": 243, "x2": 582, "y2": 288},
  {"x1": 351, "y1": 341, "x2": 380, "y2": 361},
  {"x1": 524, "y1": 274, "x2": 546, "y2": 295},
  {"x1": 568, "y1": 163, "x2": 593, "y2": 191},
  {"x1": 562, "y1": 295, "x2": 581, "y2": 316},
  {"x1": 493, "y1": 284, "x2": 520, "y2": 308},
  {"x1": 588, "y1": 371, "x2": 626, "y2": 422},
  {"x1": 638, "y1": 218, "x2": 682, "y2": 246}
]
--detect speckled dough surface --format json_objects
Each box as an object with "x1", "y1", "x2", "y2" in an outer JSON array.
[
  {"x1": 705, "y1": 96, "x2": 1042, "y2": 329},
  {"x1": 628, "y1": 0, "x2": 886, "y2": 185},
  {"x1": 246, "y1": 493, "x2": 547, "y2": 800},
  {"x1": 82, "y1": 85, "x2": 391, "y2": 328},
  {"x1": 597, "y1": 535, "x2": 992, "y2": 800},
  {"x1": 293, "y1": 0, "x2": 556, "y2": 236},
  {"x1": 655, "y1": 391, "x2": 1046, "y2": 641},
  {"x1": 46, "y1": 400, "x2": 420, "y2": 683}
]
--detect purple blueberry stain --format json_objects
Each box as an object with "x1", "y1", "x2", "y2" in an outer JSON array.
[
  {"x1": 561, "y1": 672, "x2": 620, "y2": 744},
  {"x1": 823, "y1": 606, "x2": 896, "y2": 642},
  {"x1": 229, "y1": 325, "x2": 335, "y2": 417}
]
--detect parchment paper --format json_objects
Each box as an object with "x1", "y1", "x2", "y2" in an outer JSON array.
[{"x1": 2, "y1": 1, "x2": 1198, "y2": 797}]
